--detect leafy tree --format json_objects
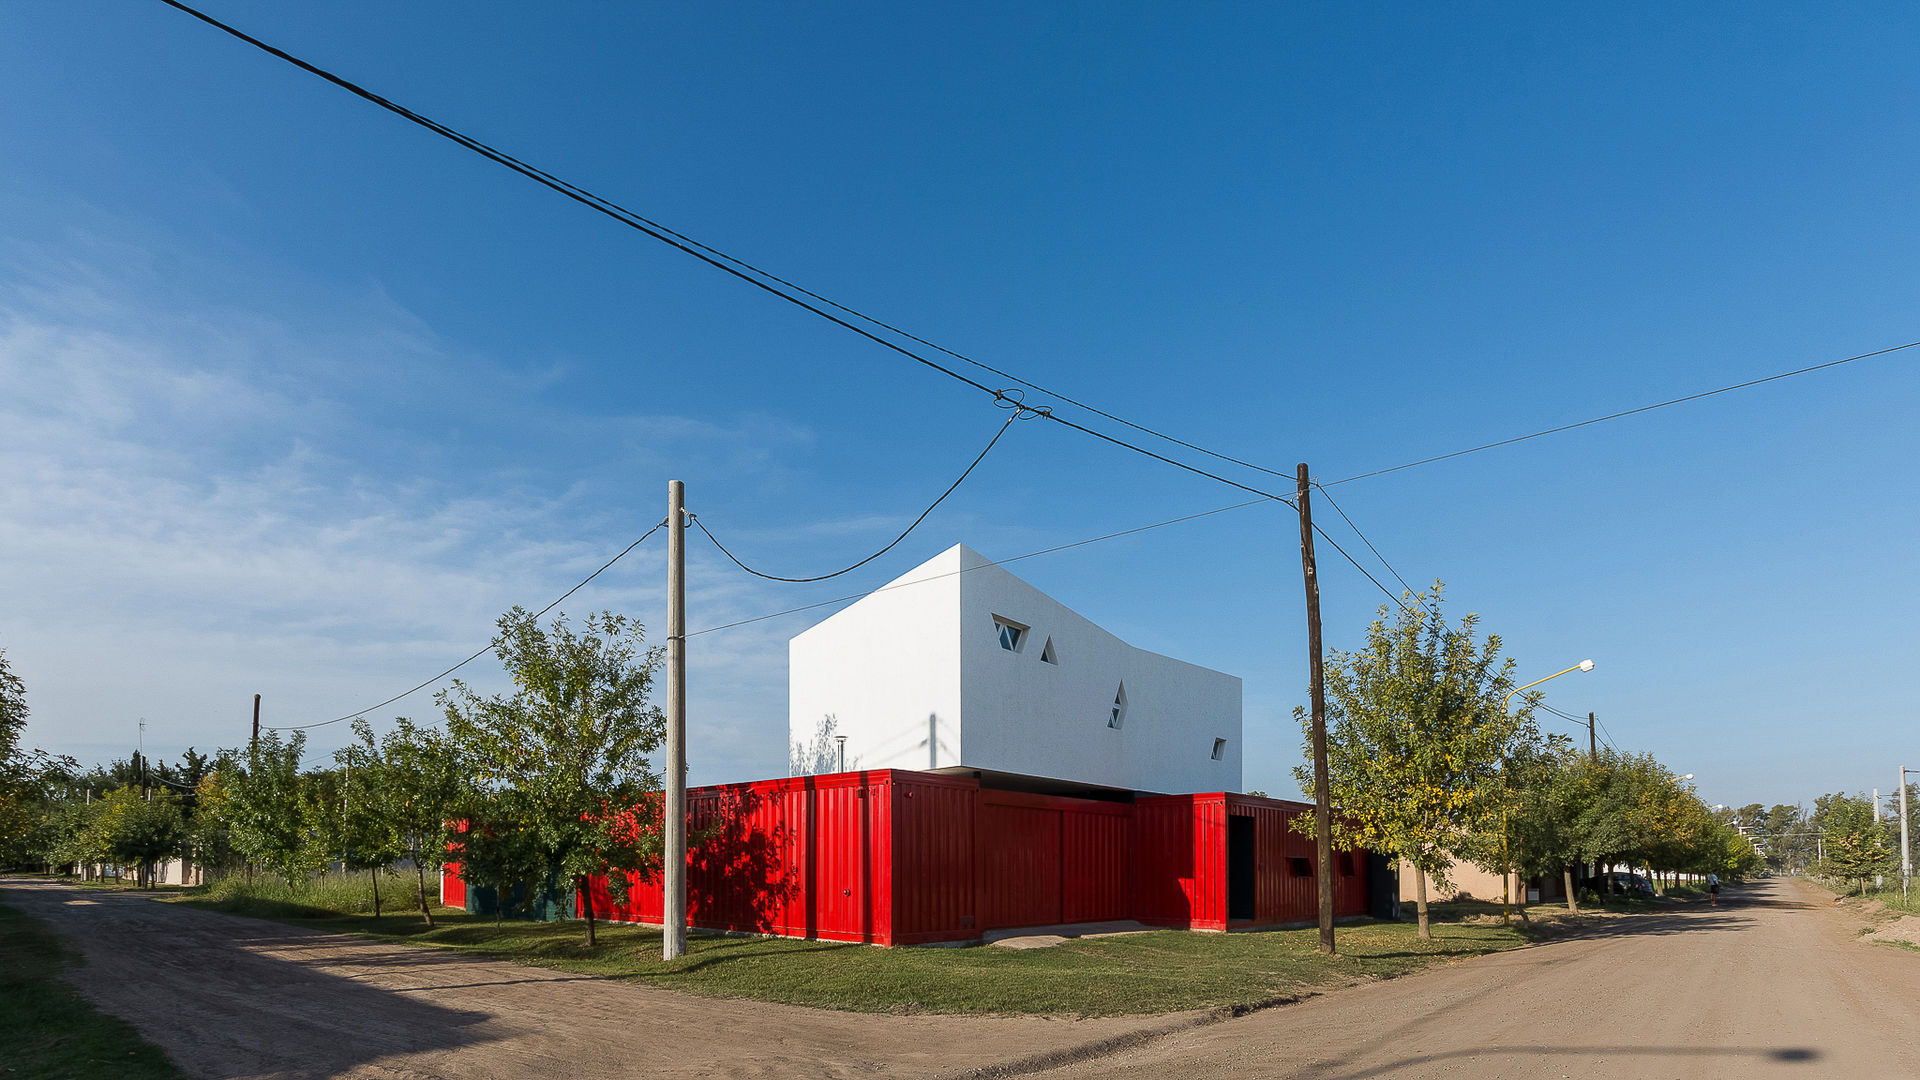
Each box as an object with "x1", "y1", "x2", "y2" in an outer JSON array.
[
  {"x1": 1816, "y1": 792, "x2": 1894, "y2": 894},
  {"x1": 94, "y1": 787, "x2": 188, "y2": 887},
  {"x1": 1292, "y1": 584, "x2": 1527, "y2": 939},
  {"x1": 1492, "y1": 741, "x2": 1589, "y2": 912},
  {"x1": 441, "y1": 608, "x2": 667, "y2": 946},
  {"x1": 329, "y1": 723, "x2": 408, "y2": 916},
  {"x1": 348, "y1": 717, "x2": 465, "y2": 925},
  {"x1": 217, "y1": 730, "x2": 324, "y2": 883}
]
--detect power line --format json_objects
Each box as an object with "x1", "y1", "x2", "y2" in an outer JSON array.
[
  {"x1": 687, "y1": 498, "x2": 1275, "y2": 638},
  {"x1": 1324, "y1": 340, "x2": 1920, "y2": 487},
  {"x1": 267, "y1": 519, "x2": 666, "y2": 731},
  {"x1": 1309, "y1": 481, "x2": 1422, "y2": 605},
  {"x1": 155, "y1": 1, "x2": 1315, "y2": 510},
  {"x1": 689, "y1": 413, "x2": 1017, "y2": 583},
  {"x1": 157, "y1": 2, "x2": 1307, "y2": 492}
]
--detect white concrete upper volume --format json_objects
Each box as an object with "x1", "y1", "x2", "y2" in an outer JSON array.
[{"x1": 789, "y1": 543, "x2": 1243, "y2": 794}]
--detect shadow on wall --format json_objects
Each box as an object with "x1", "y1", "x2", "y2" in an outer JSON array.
[{"x1": 687, "y1": 784, "x2": 798, "y2": 935}]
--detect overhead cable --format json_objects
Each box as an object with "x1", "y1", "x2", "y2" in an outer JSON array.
[
  {"x1": 266, "y1": 519, "x2": 666, "y2": 731},
  {"x1": 686, "y1": 498, "x2": 1275, "y2": 638},
  {"x1": 690, "y1": 413, "x2": 1017, "y2": 583},
  {"x1": 1325, "y1": 340, "x2": 1920, "y2": 487}
]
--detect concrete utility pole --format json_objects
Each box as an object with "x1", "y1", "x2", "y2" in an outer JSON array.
[
  {"x1": 1296, "y1": 463, "x2": 1335, "y2": 956},
  {"x1": 663, "y1": 479, "x2": 689, "y2": 961},
  {"x1": 1899, "y1": 765, "x2": 1911, "y2": 902}
]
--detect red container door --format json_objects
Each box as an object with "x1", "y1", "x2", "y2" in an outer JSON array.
[{"x1": 982, "y1": 803, "x2": 1062, "y2": 929}]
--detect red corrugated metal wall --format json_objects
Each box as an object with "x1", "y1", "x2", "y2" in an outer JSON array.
[
  {"x1": 1132, "y1": 795, "x2": 1219, "y2": 929},
  {"x1": 889, "y1": 774, "x2": 978, "y2": 944},
  {"x1": 490, "y1": 774, "x2": 1379, "y2": 946}
]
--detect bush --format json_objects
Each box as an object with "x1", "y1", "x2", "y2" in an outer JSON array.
[{"x1": 191, "y1": 869, "x2": 434, "y2": 919}]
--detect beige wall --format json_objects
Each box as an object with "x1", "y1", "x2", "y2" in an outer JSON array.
[{"x1": 1399, "y1": 858, "x2": 1521, "y2": 904}]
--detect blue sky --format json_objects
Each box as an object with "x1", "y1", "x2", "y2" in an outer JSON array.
[{"x1": 3, "y1": 3, "x2": 1915, "y2": 809}]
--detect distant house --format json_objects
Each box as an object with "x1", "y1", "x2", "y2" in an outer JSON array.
[{"x1": 789, "y1": 543, "x2": 1243, "y2": 796}]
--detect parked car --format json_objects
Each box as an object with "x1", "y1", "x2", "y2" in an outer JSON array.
[{"x1": 1602, "y1": 872, "x2": 1656, "y2": 899}]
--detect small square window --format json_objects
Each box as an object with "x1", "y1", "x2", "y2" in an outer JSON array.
[
  {"x1": 992, "y1": 615, "x2": 1028, "y2": 653},
  {"x1": 1211, "y1": 738, "x2": 1227, "y2": 761},
  {"x1": 1288, "y1": 857, "x2": 1313, "y2": 878}
]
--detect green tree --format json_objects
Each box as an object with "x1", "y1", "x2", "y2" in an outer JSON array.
[
  {"x1": 217, "y1": 730, "x2": 323, "y2": 883},
  {"x1": 1491, "y1": 740, "x2": 1590, "y2": 913},
  {"x1": 93, "y1": 787, "x2": 187, "y2": 887},
  {"x1": 1816, "y1": 793, "x2": 1894, "y2": 894},
  {"x1": 1292, "y1": 584, "x2": 1527, "y2": 940},
  {"x1": 330, "y1": 723, "x2": 407, "y2": 916},
  {"x1": 349, "y1": 717, "x2": 465, "y2": 926},
  {"x1": 441, "y1": 608, "x2": 666, "y2": 946}
]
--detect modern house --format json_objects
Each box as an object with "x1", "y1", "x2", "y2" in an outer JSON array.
[
  {"x1": 789, "y1": 544, "x2": 1243, "y2": 795},
  {"x1": 444, "y1": 544, "x2": 1393, "y2": 941}
]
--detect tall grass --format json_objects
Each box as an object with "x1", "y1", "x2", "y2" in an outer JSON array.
[{"x1": 190, "y1": 870, "x2": 436, "y2": 919}]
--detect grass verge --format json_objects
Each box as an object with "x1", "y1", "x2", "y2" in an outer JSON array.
[
  {"x1": 0, "y1": 898, "x2": 187, "y2": 1079},
  {"x1": 176, "y1": 882, "x2": 1542, "y2": 1016}
]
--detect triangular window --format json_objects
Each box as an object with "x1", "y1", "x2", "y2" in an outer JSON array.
[
  {"x1": 1108, "y1": 683, "x2": 1127, "y2": 729},
  {"x1": 1040, "y1": 638, "x2": 1057, "y2": 665}
]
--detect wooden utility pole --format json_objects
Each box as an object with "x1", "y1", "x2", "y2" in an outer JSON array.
[
  {"x1": 1297, "y1": 463, "x2": 1335, "y2": 955},
  {"x1": 663, "y1": 480, "x2": 689, "y2": 961},
  {"x1": 1588, "y1": 711, "x2": 1597, "y2": 762},
  {"x1": 252, "y1": 694, "x2": 261, "y2": 748}
]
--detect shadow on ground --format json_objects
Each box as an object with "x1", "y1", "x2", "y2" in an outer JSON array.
[{"x1": 1311, "y1": 1043, "x2": 1819, "y2": 1080}]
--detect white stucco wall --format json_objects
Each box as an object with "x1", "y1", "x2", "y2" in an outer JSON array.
[
  {"x1": 790, "y1": 544, "x2": 1242, "y2": 794},
  {"x1": 789, "y1": 546, "x2": 966, "y2": 773}
]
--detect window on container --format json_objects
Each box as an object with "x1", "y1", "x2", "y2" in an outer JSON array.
[
  {"x1": 1040, "y1": 637, "x2": 1057, "y2": 665},
  {"x1": 1288, "y1": 857, "x2": 1313, "y2": 878},
  {"x1": 1338, "y1": 852, "x2": 1356, "y2": 877},
  {"x1": 1108, "y1": 683, "x2": 1127, "y2": 729},
  {"x1": 993, "y1": 615, "x2": 1028, "y2": 653},
  {"x1": 1211, "y1": 737, "x2": 1228, "y2": 760}
]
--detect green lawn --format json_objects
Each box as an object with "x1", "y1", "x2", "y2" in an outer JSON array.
[
  {"x1": 173, "y1": 888, "x2": 1538, "y2": 1016},
  {"x1": 0, "y1": 899, "x2": 187, "y2": 1079}
]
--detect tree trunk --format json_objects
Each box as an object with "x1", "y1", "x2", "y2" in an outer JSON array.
[
  {"x1": 1563, "y1": 866, "x2": 1579, "y2": 914},
  {"x1": 415, "y1": 861, "x2": 435, "y2": 928},
  {"x1": 580, "y1": 876, "x2": 597, "y2": 947},
  {"x1": 372, "y1": 869, "x2": 381, "y2": 918},
  {"x1": 1414, "y1": 865, "x2": 1431, "y2": 940}
]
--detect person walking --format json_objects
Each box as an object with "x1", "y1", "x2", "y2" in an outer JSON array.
[{"x1": 1707, "y1": 872, "x2": 1721, "y2": 906}]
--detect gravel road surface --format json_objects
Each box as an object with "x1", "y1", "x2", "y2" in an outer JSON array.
[
  {"x1": 1030, "y1": 876, "x2": 1920, "y2": 1078},
  {"x1": 0, "y1": 878, "x2": 1171, "y2": 1079},
  {"x1": 8, "y1": 876, "x2": 1915, "y2": 1079}
]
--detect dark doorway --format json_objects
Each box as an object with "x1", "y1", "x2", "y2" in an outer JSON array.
[{"x1": 1227, "y1": 814, "x2": 1256, "y2": 921}]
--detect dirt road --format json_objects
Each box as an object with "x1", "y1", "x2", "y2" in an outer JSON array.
[
  {"x1": 1032, "y1": 876, "x2": 1920, "y2": 1079},
  {"x1": 7, "y1": 876, "x2": 1916, "y2": 1078},
  {"x1": 0, "y1": 879, "x2": 1170, "y2": 1079}
]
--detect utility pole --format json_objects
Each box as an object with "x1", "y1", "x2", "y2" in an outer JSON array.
[
  {"x1": 1297, "y1": 463, "x2": 1335, "y2": 956},
  {"x1": 1588, "y1": 712, "x2": 1598, "y2": 762},
  {"x1": 1899, "y1": 765, "x2": 1911, "y2": 903},
  {"x1": 252, "y1": 693, "x2": 261, "y2": 748},
  {"x1": 663, "y1": 480, "x2": 688, "y2": 961}
]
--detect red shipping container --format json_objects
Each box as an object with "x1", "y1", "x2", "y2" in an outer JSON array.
[{"x1": 453, "y1": 770, "x2": 1380, "y2": 946}]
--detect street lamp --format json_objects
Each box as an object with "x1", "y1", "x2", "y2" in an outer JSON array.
[{"x1": 1499, "y1": 659, "x2": 1595, "y2": 923}]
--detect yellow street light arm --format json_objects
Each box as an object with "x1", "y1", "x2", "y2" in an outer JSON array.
[{"x1": 1504, "y1": 658, "x2": 1594, "y2": 712}]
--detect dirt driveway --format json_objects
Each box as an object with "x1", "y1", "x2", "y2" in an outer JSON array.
[
  {"x1": 0, "y1": 879, "x2": 1175, "y2": 1079},
  {"x1": 8, "y1": 876, "x2": 1917, "y2": 1079},
  {"x1": 1029, "y1": 876, "x2": 1920, "y2": 1078}
]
